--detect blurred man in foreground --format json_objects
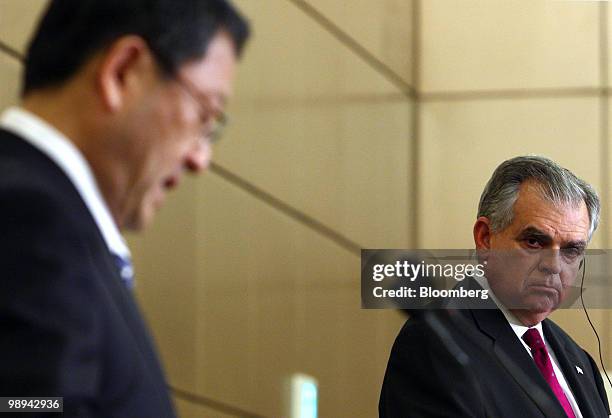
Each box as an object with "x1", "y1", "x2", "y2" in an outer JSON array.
[
  {"x1": 380, "y1": 156, "x2": 610, "y2": 417},
  {"x1": 0, "y1": 0, "x2": 249, "y2": 416}
]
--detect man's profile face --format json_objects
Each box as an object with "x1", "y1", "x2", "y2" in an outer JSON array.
[
  {"x1": 120, "y1": 32, "x2": 237, "y2": 230},
  {"x1": 476, "y1": 181, "x2": 590, "y2": 326}
]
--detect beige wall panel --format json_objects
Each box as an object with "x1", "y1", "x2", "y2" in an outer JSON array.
[
  {"x1": 0, "y1": 0, "x2": 48, "y2": 53},
  {"x1": 608, "y1": 4, "x2": 612, "y2": 88},
  {"x1": 419, "y1": 98, "x2": 601, "y2": 249},
  {"x1": 303, "y1": 0, "x2": 413, "y2": 86},
  {"x1": 129, "y1": 178, "x2": 200, "y2": 391},
  {"x1": 174, "y1": 397, "x2": 238, "y2": 418},
  {"x1": 550, "y1": 309, "x2": 609, "y2": 369},
  {"x1": 189, "y1": 175, "x2": 404, "y2": 417},
  {"x1": 420, "y1": 0, "x2": 599, "y2": 93},
  {"x1": 0, "y1": 53, "x2": 21, "y2": 109},
  {"x1": 606, "y1": 101, "x2": 612, "y2": 254},
  {"x1": 131, "y1": 174, "x2": 405, "y2": 418},
  {"x1": 222, "y1": 0, "x2": 413, "y2": 249}
]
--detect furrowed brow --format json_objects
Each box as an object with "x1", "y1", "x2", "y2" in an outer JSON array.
[
  {"x1": 516, "y1": 227, "x2": 552, "y2": 243},
  {"x1": 563, "y1": 240, "x2": 587, "y2": 250}
]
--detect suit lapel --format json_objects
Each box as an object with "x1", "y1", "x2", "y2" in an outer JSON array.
[
  {"x1": 98, "y1": 243, "x2": 166, "y2": 374},
  {"x1": 86, "y1": 232, "x2": 172, "y2": 405},
  {"x1": 543, "y1": 320, "x2": 596, "y2": 417},
  {"x1": 470, "y1": 308, "x2": 568, "y2": 417}
]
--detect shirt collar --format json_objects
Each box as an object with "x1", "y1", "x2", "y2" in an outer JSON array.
[{"x1": 0, "y1": 106, "x2": 130, "y2": 258}]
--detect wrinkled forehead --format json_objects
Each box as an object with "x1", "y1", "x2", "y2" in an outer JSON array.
[{"x1": 510, "y1": 182, "x2": 590, "y2": 242}]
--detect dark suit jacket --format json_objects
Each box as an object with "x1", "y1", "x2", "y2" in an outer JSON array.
[
  {"x1": 379, "y1": 282, "x2": 610, "y2": 417},
  {"x1": 0, "y1": 129, "x2": 176, "y2": 417}
]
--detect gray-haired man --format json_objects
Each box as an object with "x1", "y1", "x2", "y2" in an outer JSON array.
[{"x1": 380, "y1": 156, "x2": 610, "y2": 417}]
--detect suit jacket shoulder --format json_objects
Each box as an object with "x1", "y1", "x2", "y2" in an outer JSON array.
[
  {"x1": 380, "y1": 307, "x2": 610, "y2": 418},
  {"x1": 0, "y1": 129, "x2": 176, "y2": 418},
  {"x1": 543, "y1": 318, "x2": 611, "y2": 416}
]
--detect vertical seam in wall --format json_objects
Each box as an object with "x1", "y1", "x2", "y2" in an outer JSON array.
[
  {"x1": 410, "y1": 0, "x2": 421, "y2": 249},
  {"x1": 598, "y1": 1, "x2": 610, "y2": 369}
]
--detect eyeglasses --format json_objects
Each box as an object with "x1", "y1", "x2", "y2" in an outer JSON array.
[{"x1": 174, "y1": 76, "x2": 228, "y2": 144}]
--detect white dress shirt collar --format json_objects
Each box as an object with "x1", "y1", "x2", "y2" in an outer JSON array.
[{"x1": 0, "y1": 106, "x2": 130, "y2": 258}]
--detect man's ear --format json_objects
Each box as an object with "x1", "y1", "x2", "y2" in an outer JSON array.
[
  {"x1": 96, "y1": 35, "x2": 154, "y2": 111},
  {"x1": 474, "y1": 216, "x2": 493, "y2": 250}
]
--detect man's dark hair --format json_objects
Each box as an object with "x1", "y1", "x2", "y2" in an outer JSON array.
[{"x1": 23, "y1": 0, "x2": 250, "y2": 95}]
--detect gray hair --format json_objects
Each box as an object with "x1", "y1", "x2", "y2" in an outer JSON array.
[{"x1": 477, "y1": 156, "x2": 600, "y2": 239}]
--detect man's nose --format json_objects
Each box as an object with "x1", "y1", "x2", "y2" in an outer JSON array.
[
  {"x1": 185, "y1": 139, "x2": 212, "y2": 173},
  {"x1": 538, "y1": 249, "x2": 562, "y2": 275}
]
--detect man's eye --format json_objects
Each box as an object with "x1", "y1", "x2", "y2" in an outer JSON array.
[
  {"x1": 525, "y1": 238, "x2": 542, "y2": 248},
  {"x1": 562, "y1": 247, "x2": 583, "y2": 259}
]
